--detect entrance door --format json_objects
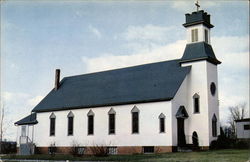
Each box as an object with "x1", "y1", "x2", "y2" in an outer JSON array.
[
  {"x1": 177, "y1": 118, "x2": 186, "y2": 147},
  {"x1": 21, "y1": 125, "x2": 27, "y2": 136}
]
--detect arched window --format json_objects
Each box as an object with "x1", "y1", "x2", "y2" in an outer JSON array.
[
  {"x1": 67, "y1": 111, "x2": 74, "y2": 136},
  {"x1": 193, "y1": 93, "x2": 200, "y2": 113},
  {"x1": 159, "y1": 113, "x2": 166, "y2": 133},
  {"x1": 49, "y1": 113, "x2": 56, "y2": 136},
  {"x1": 108, "y1": 108, "x2": 116, "y2": 134},
  {"x1": 192, "y1": 131, "x2": 199, "y2": 146},
  {"x1": 212, "y1": 114, "x2": 217, "y2": 137},
  {"x1": 87, "y1": 110, "x2": 95, "y2": 135},
  {"x1": 131, "y1": 106, "x2": 139, "y2": 134}
]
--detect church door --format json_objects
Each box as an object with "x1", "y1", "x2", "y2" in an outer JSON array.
[{"x1": 177, "y1": 118, "x2": 186, "y2": 147}]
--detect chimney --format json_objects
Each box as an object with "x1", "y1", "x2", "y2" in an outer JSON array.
[{"x1": 54, "y1": 69, "x2": 60, "y2": 90}]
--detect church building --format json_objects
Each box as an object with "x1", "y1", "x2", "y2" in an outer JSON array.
[{"x1": 15, "y1": 8, "x2": 221, "y2": 155}]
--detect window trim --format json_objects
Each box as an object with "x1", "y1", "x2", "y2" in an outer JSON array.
[
  {"x1": 159, "y1": 113, "x2": 166, "y2": 133},
  {"x1": 212, "y1": 114, "x2": 217, "y2": 137},
  {"x1": 193, "y1": 93, "x2": 200, "y2": 114},
  {"x1": 67, "y1": 111, "x2": 74, "y2": 136},
  {"x1": 131, "y1": 106, "x2": 140, "y2": 134},
  {"x1": 49, "y1": 113, "x2": 56, "y2": 136},
  {"x1": 87, "y1": 110, "x2": 95, "y2": 135},
  {"x1": 108, "y1": 108, "x2": 116, "y2": 135}
]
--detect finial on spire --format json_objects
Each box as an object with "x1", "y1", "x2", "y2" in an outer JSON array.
[{"x1": 195, "y1": 0, "x2": 200, "y2": 12}]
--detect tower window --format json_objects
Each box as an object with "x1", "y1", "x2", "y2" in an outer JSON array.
[
  {"x1": 67, "y1": 111, "x2": 74, "y2": 136},
  {"x1": 191, "y1": 29, "x2": 198, "y2": 42},
  {"x1": 131, "y1": 106, "x2": 139, "y2": 134},
  {"x1": 193, "y1": 93, "x2": 200, "y2": 113},
  {"x1": 204, "y1": 29, "x2": 208, "y2": 43},
  {"x1": 87, "y1": 110, "x2": 95, "y2": 135},
  {"x1": 49, "y1": 113, "x2": 56, "y2": 136},
  {"x1": 212, "y1": 114, "x2": 217, "y2": 137},
  {"x1": 159, "y1": 113, "x2": 166, "y2": 133}
]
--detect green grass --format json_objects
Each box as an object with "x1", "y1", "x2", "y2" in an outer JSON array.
[{"x1": 1, "y1": 149, "x2": 250, "y2": 162}]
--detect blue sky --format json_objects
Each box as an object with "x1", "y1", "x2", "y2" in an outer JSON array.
[{"x1": 1, "y1": 0, "x2": 249, "y2": 141}]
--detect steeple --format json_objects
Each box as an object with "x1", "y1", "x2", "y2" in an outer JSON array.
[{"x1": 180, "y1": 6, "x2": 221, "y2": 65}]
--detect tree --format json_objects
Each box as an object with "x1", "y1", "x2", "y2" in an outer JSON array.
[
  {"x1": 0, "y1": 104, "x2": 4, "y2": 153},
  {"x1": 228, "y1": 102, "x2": 248, "y2": 138}
]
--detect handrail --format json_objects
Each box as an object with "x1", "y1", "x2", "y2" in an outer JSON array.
[{"x1": 19, "y1": 136, "x2": 35, "y2": 154}]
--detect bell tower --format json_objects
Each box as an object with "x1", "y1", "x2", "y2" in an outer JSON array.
[{"x1": 179, "y1": 3, "x2": 222, "y2": 147}]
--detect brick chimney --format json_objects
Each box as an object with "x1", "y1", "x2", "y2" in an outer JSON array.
[{"x1": 54, "y1": 69, "x2": 60, "y2": 90}]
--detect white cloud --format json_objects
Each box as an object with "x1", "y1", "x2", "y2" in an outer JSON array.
[
  {"x1": 82, "y1": 39, "x2": 186, "y2": 73},
  {"x1": 27, "y1": 95, "x2": 44, "y2": 107},
  {"x1": 122, "y1": 24, "x2": 174, "y2": 42},
  {"x1": 88, "y1": 25, "x2": 102, "y2": 38}
]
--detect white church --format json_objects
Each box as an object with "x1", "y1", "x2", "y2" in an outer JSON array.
[{"x1": 15, "y1": 8, "x2": 221, "y2": 155}]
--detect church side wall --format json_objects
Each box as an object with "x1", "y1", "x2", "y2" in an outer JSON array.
[
  {"x1": 34, "y1": 101, "x2": 172, "y2": 149},
  {"x1": 206, "y1": 62, "x2": 220, "y2": 143}
]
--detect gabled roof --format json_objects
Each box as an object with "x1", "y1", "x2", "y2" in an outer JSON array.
[
  {"x1": 180, "y1": 42, "x2": 221, "y2": 65},
  {"x1": 15, "y1": 113, "x2": 38, "y2": 125},
  {"x1": 32, "y1": 59, "x2": 191, "y2": 112},
  {"x1": 175, "y1": 106, "x2": 189, "y2": 118},
  {"x1": 235, "y1": 118, "x2": 250, "y2": 122}
]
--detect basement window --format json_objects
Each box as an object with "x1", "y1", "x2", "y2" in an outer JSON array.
[
  {"x1": 108, "y1": 147, "x2": 117, "y2": 155},
  {"x1": 143, "y1": 146, "x2": 154, "y2": 154}
]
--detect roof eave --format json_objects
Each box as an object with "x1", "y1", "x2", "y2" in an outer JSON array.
[
  {"x1": 183, "y1": 21, "x2": 214, "y2": 28},
  {"x1": 179, "y1": 57, "x2": 221, "y2": 65},
  {"x1": 32, "y1": 98, "x2": 174, "y2": 113}
]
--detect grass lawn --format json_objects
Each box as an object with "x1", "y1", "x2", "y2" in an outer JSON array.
[{"x1": 1, "y1": 149, "x2": 250, "y2": 162}]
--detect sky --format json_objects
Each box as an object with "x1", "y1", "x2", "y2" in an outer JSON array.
[{"x1": 0, "y1": 0, "x2": 249, "y2": 141}]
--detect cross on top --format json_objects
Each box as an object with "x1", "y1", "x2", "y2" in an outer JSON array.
[{"x1": 195, "y1": 0, "x2": 200, "y2": 11}]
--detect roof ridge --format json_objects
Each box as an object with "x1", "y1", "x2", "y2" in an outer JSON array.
[{"x1": 64, "y1": 59, "x2": 181, "y2": 80}]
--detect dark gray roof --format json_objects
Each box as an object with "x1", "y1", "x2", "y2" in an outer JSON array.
[
  {"x1": 32, "y1": 59, "x2": 191, "y2": 112},
  {"x1": 183, "y1": 10, "x2": 213, "y2": 28},
  {"x1": 180, "y1": 42, "x2": 221, "y2": 65},
  {"x1": 235, "y1": 118, "x2": 250, "y2": 122},
  {"x1": 15, "y1": 113, "x2": 38, "y2": 125},
  {"x1": 176, "y1": 106, "x2": 189, "y2": 118}
]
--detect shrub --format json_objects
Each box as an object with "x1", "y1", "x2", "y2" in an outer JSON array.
[
  {"x1": 70, "y1": 141, "x2": 84, "y2": 156},
  {"x1": 48, "y1": 142, "x2": 56, "y2": 156},
  {"x1": 235, "y1": 141, "x2": 250, "y2": 149},
  {"x1": 210, "y1": 140, "x2": 218, "y2": 150},
  {"x1": 89, "y1": 145, "x2": 108, "y2": 157}
]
